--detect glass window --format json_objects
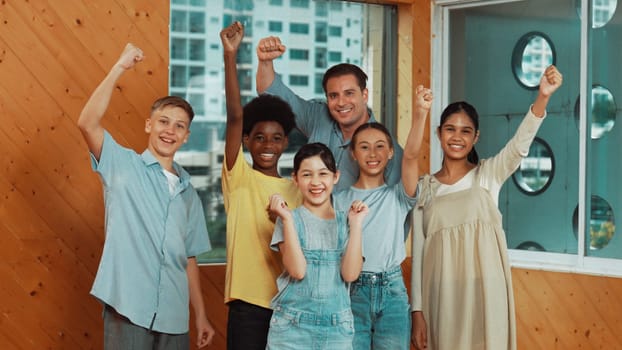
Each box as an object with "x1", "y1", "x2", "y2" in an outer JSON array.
[
  {"x1": 315, "y1": 21, "x2": 327, "y2": 42},
  {"x1": 289, "y1": 75, "x2": 309, "y2": 86},
  {"x1": 316, "y1": 1, "x2": 328, "y2": 16},
  {"x1": 189, "y1": 39, "x2": 206, "y2": 61},
  {"x1": 314, "y1": 73, "x2": 324, "y2": 94},
  {"x1": 328, "y1": 50, "x2": 342, "y2": 62},
  {"x1": 289, "y1": 49, "x2": 309, "y2": 60},
  {"x1": 291, "y1": 0, "x2": 309, "y2": 8},
  {"x1": 511, "y1": 32, "x2": 555, "y2": 89},
  {"x1": 315, "y1": 47, "x2": 327, "y2": 69},
  {"x1": 330, "y1": 2, "x2": 343, "y2": 11},
  {"x1": 170, "y1": 65, "x2": 187, "y2": 88},
  {"x1": 290, "y1": 23, "x2": 309, "y2": 34},
  {"x1": 268, "y1": 21, "x2": 283, "y2": 32},
  {"x1": 171, "y1": 10, "x2": 187, "y2": 32},
  {"x1": 434, "y1": 0, "x2": 622, "y2": 276},
  {"x1": 170, "y1": 0, "x2": 397, "y2": 264},
  {"x1": 574, "y1": 84, "x2": 616, "y2": 139},
  {"x1": 328, "y1": 25, "x2": 342, "y2": 37},
  {"x1": 512, "y1": 137, "x2": 554, "y2": 195},
  {"x1": 171, "y1": 38, "x2": 187, "y2": 60},
  {"x1": 189, "y1": 12, "x2": 206, "y2": 33}
]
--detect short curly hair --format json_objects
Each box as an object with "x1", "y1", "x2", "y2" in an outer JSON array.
[{"x1": 242, "y1": 94, "x2": 296, "y2": 136}]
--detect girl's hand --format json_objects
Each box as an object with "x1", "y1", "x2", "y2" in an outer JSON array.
[
  {"x1": 539, "y1": 65, "x2": 563, "y2": 97},
  {"x1": 411, "y1": 311, "x2": 428, "y2": 349},
  {"x1": 348, "y1": 200, "x2": 369, "y2": 225},
  {"x1": 220, "y1": 21, "x2": 244, "y2": 54},
  {"x1": 268, "y1": 194, "x2": 291, "y2": 221},
  {"x1": 414, "y1": 85, "x2": 433, "y2": 113},
  {"x1": 116, "y1": 43, "x2": 144, "y2": 70}
]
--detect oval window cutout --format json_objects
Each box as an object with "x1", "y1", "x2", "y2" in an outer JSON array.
[
  {"x1": 574, "y1": 84, "x2": 616, "y2": 139},
  {"x1": 512, "y1": 32, "x2": 555, "y2": 89},
  {"x1": 576, "y1": 0, "x2": 618, "y2": 28},
  {"x1": 512, "y1": 137, "x2": 554, "y2": 195},
  {"x1": 572, "y1": 195, "x2": 616, "y2": 250}
]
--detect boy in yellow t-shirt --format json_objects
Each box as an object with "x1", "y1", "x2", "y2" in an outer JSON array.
[{"x1": 220, "y1": 22, "x2": 302, "y2": 350}]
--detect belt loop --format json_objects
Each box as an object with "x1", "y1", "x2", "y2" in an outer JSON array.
[
  {"x1": 295, "y1": 311, "x2": 301, "y2": 325},
  {"x1": 332, "y1": 314, "x2": 337, "y2": 326}
]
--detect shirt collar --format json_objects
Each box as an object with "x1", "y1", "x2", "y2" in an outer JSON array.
[{"x1": 140, "y1": 149, "x2": 191, "y2": 188}]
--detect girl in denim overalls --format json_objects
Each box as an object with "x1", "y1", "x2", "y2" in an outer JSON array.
[{"x1": 267, "y1": 142, "x2": 369, "y2": 350}]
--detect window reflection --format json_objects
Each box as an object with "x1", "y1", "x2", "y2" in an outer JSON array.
[
  {"x1": 573, "y1": 195, "x2": 616, "y2": 250},
  {"x1": 512, "y1": 32, "x2": 555, "y2": 89},
  {"x1": 574, "y1": 84, "x2": 616, "y2": 139},
  {"x1": 576, "y1": 0, "x2": 618, "y2": 28},
  {"x1": 512, "y1": 137, "x2": 554, "y2": 195}
]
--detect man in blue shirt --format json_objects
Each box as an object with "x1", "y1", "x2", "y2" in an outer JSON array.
[
  {"x1": 256, "y1": 36, "x2": 403, "y2": 191},
  {"x1": 77, "y1": 43, "x2": 215, "y2": 349}
]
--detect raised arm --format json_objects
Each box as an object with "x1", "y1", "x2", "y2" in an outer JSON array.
[
  {"x1": 270, "y1": 194, "x2": 306, "y2": 280},
  {"x1": 77, "y1": 43, "x2": 144, "y2": 160},
  {"x1": 221, "y1": 21, "x2": 245, "y2": 171},
  {"x1": 531, "y1": 65, "x2": 563, "y2": 118},
  {"x1": 187, "y1": 257, "x2": 215, "y2": 348},
  {"x1": 341, "y1": 200, "x2": 368, "y2": 282},
  {"x1": 402, "y1": 85, "x2": 433, "y2": 196},
  {"x1": 256, "y1": 36, "x2": 286, "y2": 94}
]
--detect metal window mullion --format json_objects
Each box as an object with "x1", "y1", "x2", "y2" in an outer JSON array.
[{"x1": 577, "y1": 0, "x2": 589, "y2": 266}]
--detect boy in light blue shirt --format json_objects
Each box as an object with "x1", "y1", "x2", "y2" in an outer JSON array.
[{"x1": 78, "y1": 43, "x2": 215, "y2": 349}]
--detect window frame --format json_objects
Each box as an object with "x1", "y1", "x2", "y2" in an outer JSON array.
[{"x1": 431, "y1": 0, "x2": 622, "y2": 277}]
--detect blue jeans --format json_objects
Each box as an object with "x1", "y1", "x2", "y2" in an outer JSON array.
[
  {"x1": 227, "y1": 300, "x2": 272, "y2": 350},
  {"x1": 350, "y1": 266, "x2": 411, "y2": 350}
]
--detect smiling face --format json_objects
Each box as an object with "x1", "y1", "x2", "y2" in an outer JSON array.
[
  {"x1": 325, "y1": 74, "x2": 369, "y2": 131},
  {"x1": 351, "y1": 127, "x2": 394, "y2": 178},
  {"x1": 145, "y1": 105, "x2": 191, "y2": 162},
  {"x1": 294, "y1": 155, "x2": 340, "y2": 210},
  {"x1": 243, "y1": 120, "x2": 288, "y2": 176},
  {"x1": 437, "y1": 110, "x2": 480, "y2": 162}
]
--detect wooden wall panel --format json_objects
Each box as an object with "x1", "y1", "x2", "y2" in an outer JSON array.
[{"x1": 1, "y1": 0, "x2": 621, "y2": 349}]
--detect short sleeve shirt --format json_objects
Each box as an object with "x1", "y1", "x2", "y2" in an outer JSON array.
[
  {"x1": 90, "y1": 131, "x2": 211, "y2": 334},
  {"x1": 266, "y1": 74, "x2": 404, "y2": 191}
]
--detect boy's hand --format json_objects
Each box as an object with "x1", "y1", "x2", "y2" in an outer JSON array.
[
  {"x1": 196, "y1": 317, "x2": 215, "y2": 348},
  {"x1": 257, "y1": 36, "x2": 286, "y2": 62},
  {"x1": 116, "y1": 43, "x2": 144, "y2": 70},
  {"x1": 539, "y1": 65, "x2": 563, "y2": 97},
  {"x1": 220, "y1": 21, "x2": 244, "y2": 53}
]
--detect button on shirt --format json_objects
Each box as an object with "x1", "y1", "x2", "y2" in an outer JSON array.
[
  {"x1": 266, "y1": 74, "x2": 404, "y2": 191},
  {"x1": 90, "y1": 131, "x2": 211, "y2": 334}
]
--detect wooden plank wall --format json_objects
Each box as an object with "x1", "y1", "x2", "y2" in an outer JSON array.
[{"x1": 0, "y1": 0, "x2": 621, "y2": 349}]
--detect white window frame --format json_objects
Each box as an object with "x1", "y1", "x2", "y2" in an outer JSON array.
[{"x1": 430, "y1": 0, "x2": 622, "y2": 277}]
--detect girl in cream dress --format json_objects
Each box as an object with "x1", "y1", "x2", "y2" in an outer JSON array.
[{"x1": 410, "y1": 65, "x2": 563, "y2": 350}]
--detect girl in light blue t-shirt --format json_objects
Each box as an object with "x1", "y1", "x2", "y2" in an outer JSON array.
[{"x1": 333, "y1": 85, "x2": 432, "y2": 349}]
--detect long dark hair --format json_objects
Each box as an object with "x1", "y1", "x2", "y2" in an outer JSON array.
[{"x1": 439, "y1": 101, "x2": 480, "y2": 164}]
